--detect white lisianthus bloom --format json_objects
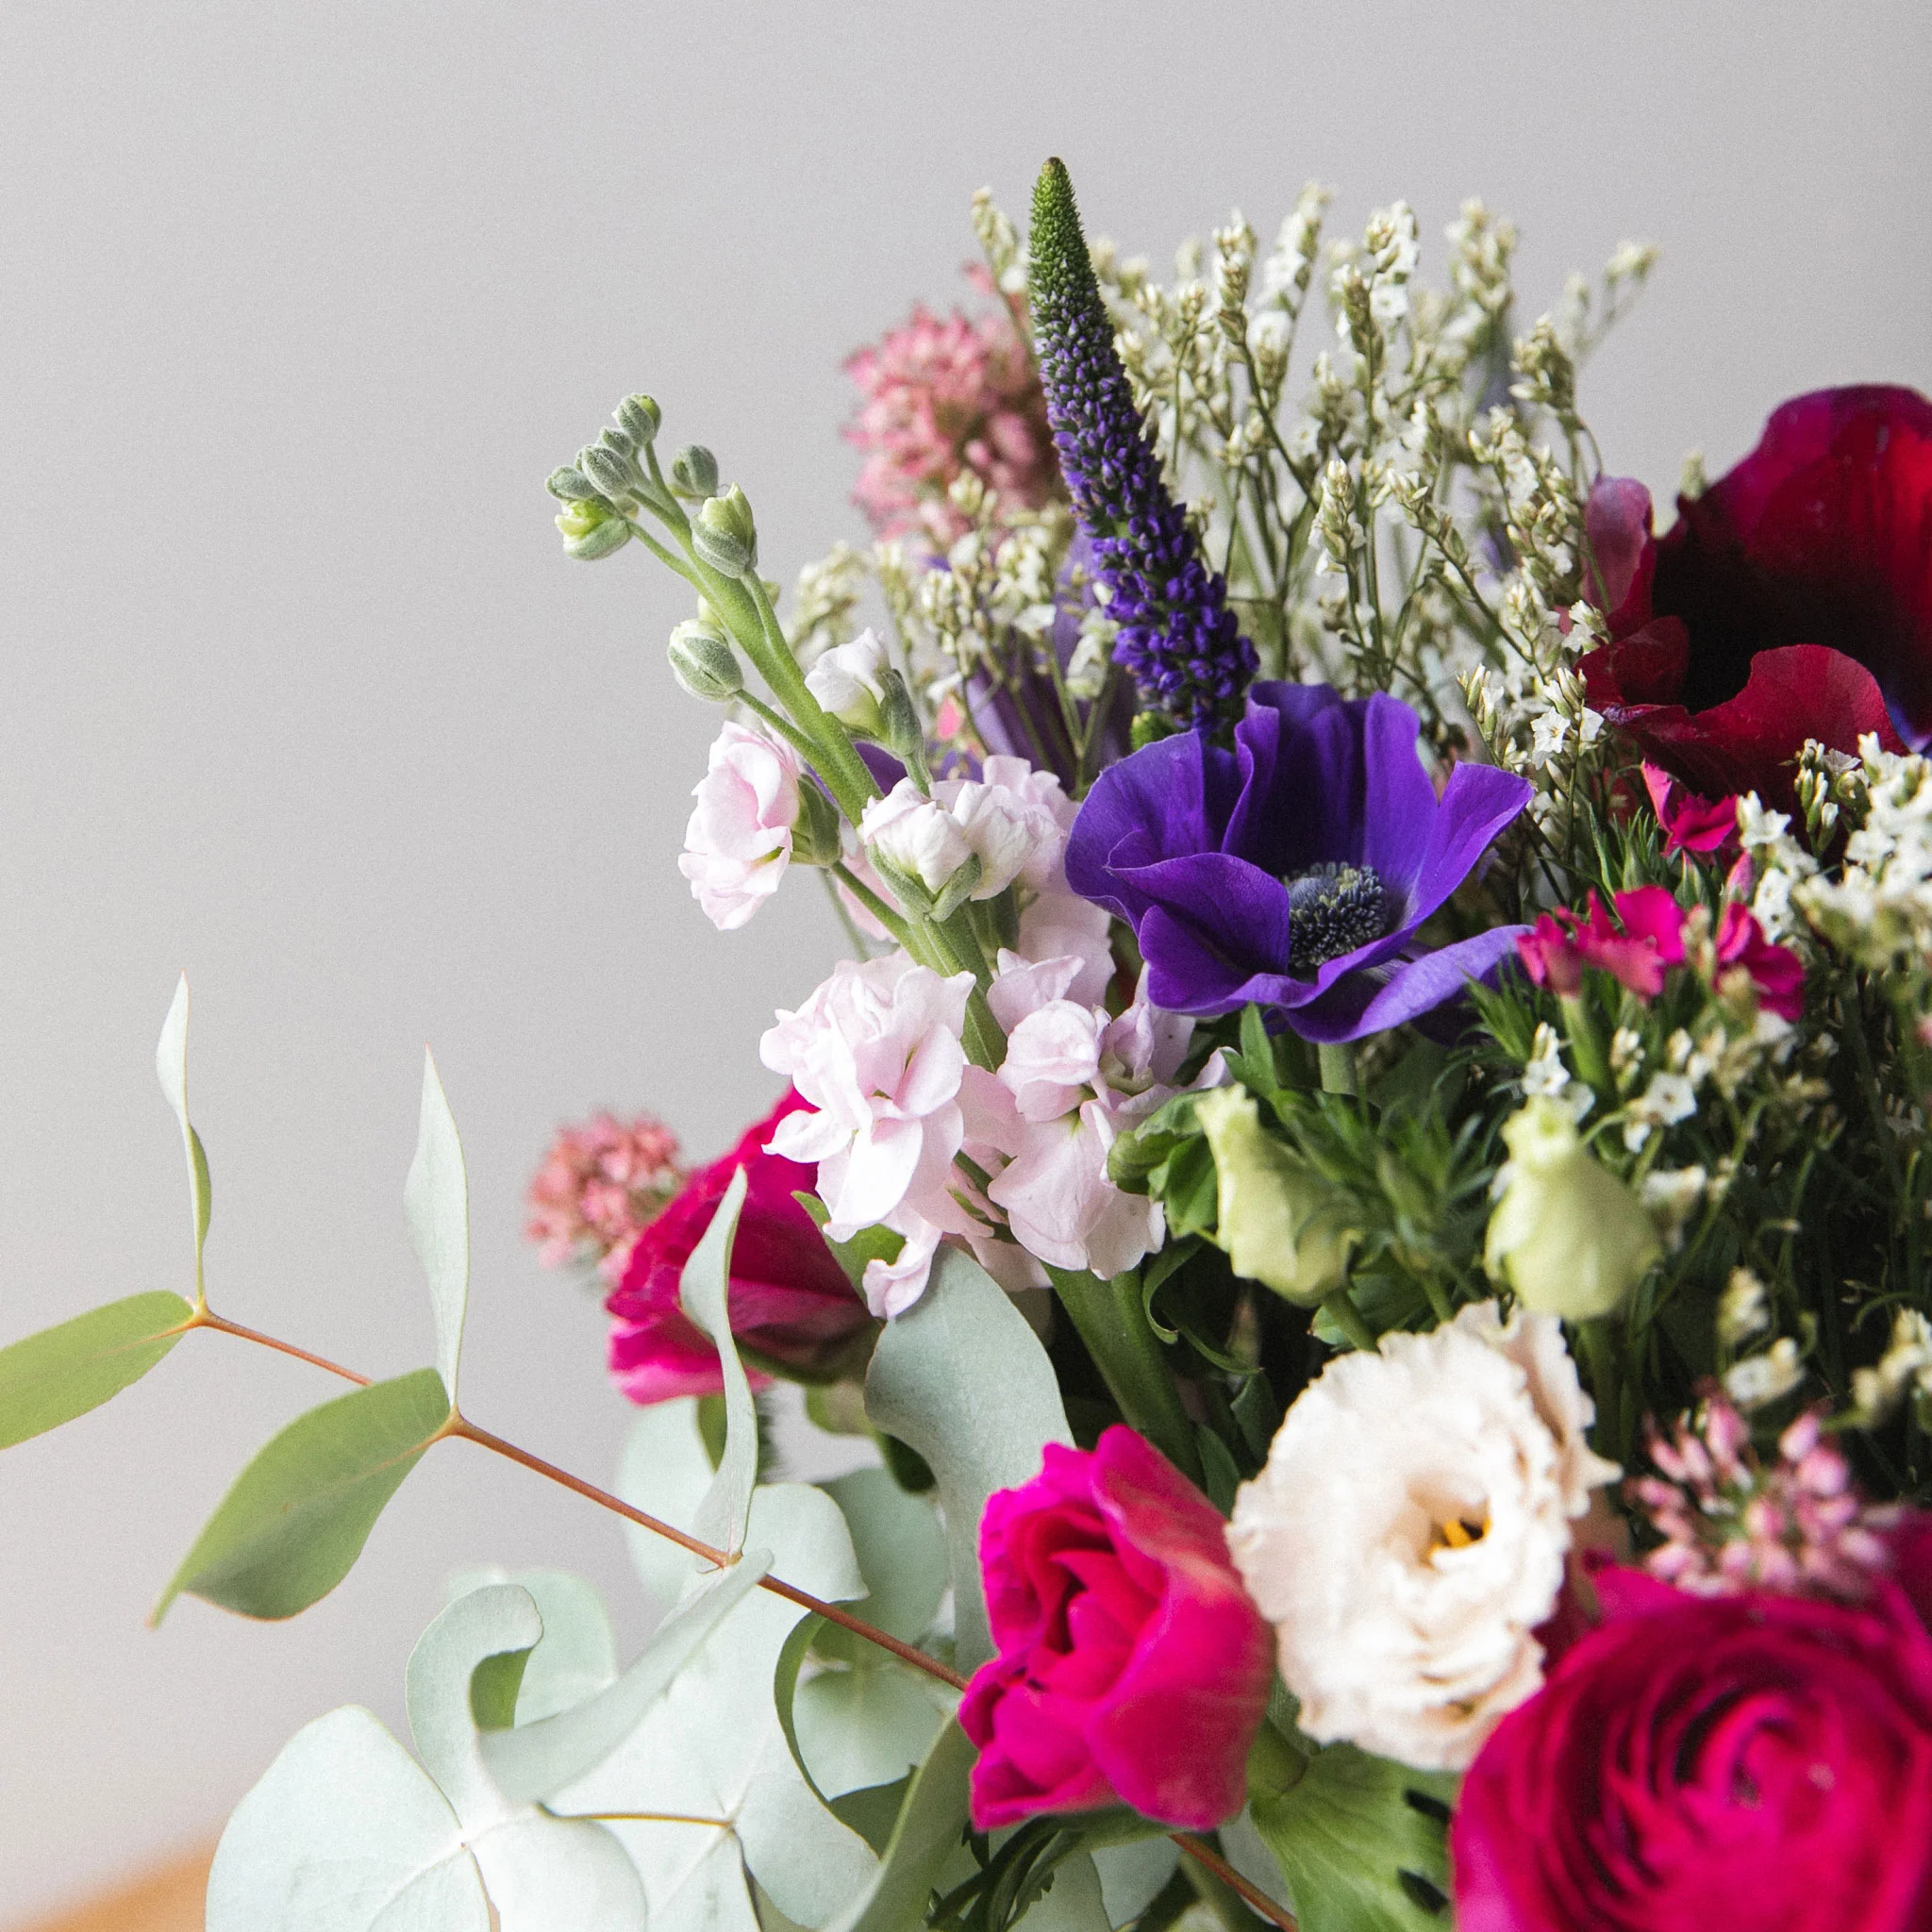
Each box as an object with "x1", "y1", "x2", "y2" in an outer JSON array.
[
  {"x1": 804, "y1": 625, "x2": 890, "y2": 735},
  {"x1": 676, "y1": 721, "x2": 803, "y2": 931},
  {"x1": 1227, "y1": 1302, "x2": 1616, "y2": 1772},
  {"x1": 759, "y1": 953, "x2": 973, "y2": 1257}
]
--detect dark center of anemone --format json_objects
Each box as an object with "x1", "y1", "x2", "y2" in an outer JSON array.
[{"x1": 1283, "y1": 863, "x2": 1392, "y2": 975}]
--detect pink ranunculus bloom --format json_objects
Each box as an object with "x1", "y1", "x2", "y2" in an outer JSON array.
[
  {"x1": 759, "y1": 953, "x2": 974, "y2": 1310},
  {"x1": 958, "y1": 1426, "x2": 1272, "y2": 1832},
  {"x1": 1714, "y1": 900, "x2": 1806, "y2": 1020},
  {"x1": 604, "y1": 1090, "x2": 871, "y2": 1405},
  {"x1": 677, "y1": 721, "x2": 805, "y2": 931},
  {"x1": 1451, "y1": 1561, "x2": 1932, "y2": 1932},
  {"x1": 844, "y1": 291, "x2": 1058, "y2": 547},
  {"x1": 1641, "y1": 762, "x2": 1740, "y2": 857},
  {"x1": 1516, "y1": 887, "x2": 1684, "y2": 1000},
  {"x1": 526, "y1": 1110, "x2": 685, "y2": 1284}
]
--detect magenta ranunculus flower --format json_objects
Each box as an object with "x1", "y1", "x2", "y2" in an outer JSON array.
[
  {"x1": 958, "y1": 1425, "x2": 1272, "y2": 1832},
  {"x1": 1451, "y1": 1562, "x2": 1932, "y2": 1932},
  {"x1": 1578, "y1": 386, "x2": 1931, "y2": 808},
  {"x1": 604, "y1": 1090, "x2": 872, "y2": 1404}
]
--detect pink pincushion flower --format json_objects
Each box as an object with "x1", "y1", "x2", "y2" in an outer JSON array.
[
  {"x1": 526, "y1": 1111, "x2": 684, "y2": 1284},
  {"x1": 1451, "y1": 1560, "x2": 1932, "y2": 1932},
  {"x1": 844, "y1": 293, "x2": 1058, "y2": 546},
  {"x1": 1628, "y1": 1391, "x2": 1891, "y2": 1599},
  {"x1": 604, "y1": 1090, "x2": 870, "y2": 1404},
  {"x1": 958, "y1": 1425, "x2": 1272, "y2": 1832}
]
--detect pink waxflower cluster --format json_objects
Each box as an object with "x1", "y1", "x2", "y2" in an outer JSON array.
[
  {"x1": 1628, "y1": 1389, "x2": 1891, "y2": 1599},
  {"x1": 1517, "y1": 883, "x2": 1804, "y2": 1020},
  {"x1": 844, "y1": 291, "x2": 1058, "y2": 546},
  {"x1": 526, "y1": 1111, "x2": 686, "y2": 1286}
]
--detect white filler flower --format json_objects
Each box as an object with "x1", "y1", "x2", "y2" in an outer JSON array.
[{"x1": 1227, "y1": 1302, "x2": 1617, "y2": 1771}]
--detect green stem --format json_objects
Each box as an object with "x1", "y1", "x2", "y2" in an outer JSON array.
[
  {"x1": 1317, "y1": 1041, "x2": 1357, "y2": 1096},
  {"x1": 1046, "y1": 1266, "x2": 1204, "y2": 1485},
  {"x1": 1321, "y1": 1288, "x2": 1378, "y2": 1355}
]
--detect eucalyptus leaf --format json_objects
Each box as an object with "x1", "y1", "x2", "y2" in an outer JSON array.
[
  {"x1": 794, "y1": 1663, "x2": 949, "y2": 1800},
  {"x1": 1247, "y1": 1742, "x2": 1458, "y2": 1932},
  {"x1": 681, "y1": 1167, "x2": 756, "y2": 1556},
  {"x1": 864, "y1": 1243, "x2": 1072, "y2": 1672},
  {"x1": 403, "y1": 1049, "x2": 470, "y2": 1401},
  {"x1": 617, "y1": 1395, "x2": 720, "y2": 1607},
  {"x1": 820, "y1": 1719, "x2": 975, "y2": 1932},
  {"x1": 1018, "y1": 1851, "x2": 1110, "y2": 1930},
  {"x1": 822, "y1": 1467, "x2": 947, "y2": 1643},
  {"x1": 154, "y1": 974, "x2": 211, "y2": 1297},
  {"x1": 447, "y1": 1566, "x2": 619, "y2": 1724},
  {"x1": 205, "y1": 1705, "x2": 492, "y2": 1932},
  {"x1": 0, "y1": 1291, "x2": 192, "y2": 1449},
  {"x1": 158, "y1": 1368, "x2": 450, "y2": 1622},
  {"x1": 1092, "y1": 1837, "x2": 1179, "y2": 1930}
]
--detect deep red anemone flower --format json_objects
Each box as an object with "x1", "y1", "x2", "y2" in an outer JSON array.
[{"x1": 1578, "y1": 386, "x2": 1931, "y2": 808}]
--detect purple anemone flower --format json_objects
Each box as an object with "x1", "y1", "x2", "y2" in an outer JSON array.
[{"x1": 1064, "y1": 683, "x2": 1533, "y2": 1042}]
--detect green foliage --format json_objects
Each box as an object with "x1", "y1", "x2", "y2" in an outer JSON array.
[
  {"x1": 157, "y1": 1368, "x2": 451, "y2": 1622},
  {"x1": 154, "y1": 974, "x2": 212, "y2": 1302},
  {"x1": 0, "y1": 1291, "x2": 192, "y2": 1449},
  {"x1": 679, "y1": 1167, "x2": 757, "y2": 1556},
  {"x1": 403, "y1": 1048, "x2": 470, "y2": 1402},
  {"x1": 1247, "y1": 1740, "x2": 1458, "y2": 1932},
  {"x1": 864, "y1": 1243, "x2": 1074, "y2": 1674},
  {"x1": 822, "y1": 1721, "x2": 976, "y2": 1932}
]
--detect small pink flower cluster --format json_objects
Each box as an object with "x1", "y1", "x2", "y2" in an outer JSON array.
[
  {"x1": 1517, "y1": 882, "x2": 1804, "y2": 1019},
  {"x1": 844, "y1": 290, "x2": 1058, "y2": 546},
  {"x1": 525, "y1": 1111, "x2": 685, "y2": 1285},
  {"x1": 1629, "y1": 1389, "x2": 1891, "y2": 1599}
]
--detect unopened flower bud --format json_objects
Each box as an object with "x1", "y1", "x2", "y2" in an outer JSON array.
[
  {"x1": 580, "y1": 443, "x2": 639, "y2": 503},
  {"x1": 692, "y1": 486, "x2": 758, "y2": 575},
  {"x1": 670, "y1": 444, "x2": 720, "y2": 500},
  {"x1": 791, "y1": 778, "x2": 843, "y2": 869},
  {"x1": 876, "y1": 668, "x2": 925, "y2": 764},
  {"x1": 555, "y1": 497, "x2": 632, "y2": 560},
  {"x1": 545, "y1": 465, "x2": 601, "y2": 503},
  {"x1": 667, "y1": 621, "x2": 742, "y2": 701},
  {"x1": 806, "y1": 627, "x2": 890, "y2": 736},
  {"x1": 1484, "y1": 1097, "x2": 1660, "y2": 1319},
  {"x1": 616, "y1": 394, "x2": 661, "y2": 446},
  {"x1": 598, "y1": 423, "x2": 636, "y2": 458},
  {"x1": 1195, "y1": 1086, "x2": 1357, "y2": 1306}
]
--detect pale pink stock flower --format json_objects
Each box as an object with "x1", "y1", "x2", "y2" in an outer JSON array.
[
  {"x1": 759, "y1": 954, "x2": 974, "y2": 1313},
  {"x1": 1629, "y1": 1389, "x2": 1893, "y2": 1599},
  {"x1": 678, "y1": 721, "x2": 803, "y2": 931},
  {"x1": 844, "y1": 295, "x2": 1058, "y2": 546},
  {"x1": 859, "y1": 757, "x2": 1069, "y2": 906},
  {"x1": 525, "y1": 1111, "x2": 685, "y2": 1286}
]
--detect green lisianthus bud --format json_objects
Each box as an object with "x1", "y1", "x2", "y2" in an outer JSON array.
[
  {"x1": 580, "y1": 443, "x2": 639, "y2": 504},
  {"x1": 667, "y1": 621, "x2": 742, "y2": 701},
  {"x1": 1195, "y1": 1086, "x2": 1357, "y2": 1306},
  {"x1": 790, "y1": 780, "x2": 843, "y2": 869},
  {"x1": 1483, "y1": 1097, "x2": 1661, "y2": 1319},
  {"x1": 545, "y1": 465, "x2": 600, "y2": 503},
  {"x1": 670, "y1": 444, "x2": 720, "y2": 500},
  {"x1": 555, "y1": 497, "x2": 632, "y2": 560},
  {"x1": 616, "y1": 394, "x2": 661, "y2": 445},
  {"x1": 692, "y1": 486, "x2": 758, "y2": 575}
]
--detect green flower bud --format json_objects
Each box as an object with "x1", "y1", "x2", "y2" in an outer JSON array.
[
  {"x1": 876, "y1": 668, "x2": 926, "y2": 765},
  {"x1": 791, "y1": 780, "x2": 843, "y2": 869},
  {"x1": 670, "y1": 444, "x2": 720, "y2": 500},
  {"x1": 1484, "y1": 1097, "x2": 1661, "y2": 1320},
  {"x1": 580, "y1": 443, "x2": 639, "y2": 503},
  {"x1": 691, "y1": 486, "x2": 758, "y2": 575},
  {"x1": 666, "y1": 621, "x2": 742, "y2": 701},
  {"x1": 617, "y1": 395, "x2": 661, "y2": 445},
  {"x1": 598, "y1": 423, "x2": 636, "y2": 458},
  {"x1": 1195, "y1": 1086, "x2": 1357, "y2": 1306},
  {"x1": 545, "y1": 465, "x2": 601, "y2": 503},
  {"x1": 555, "y1": 497, "x2": 632, "y2": 560}
]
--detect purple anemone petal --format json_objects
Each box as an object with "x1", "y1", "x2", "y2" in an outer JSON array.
[
  {"x1": 1065, "y1": 732, "x2": 1218, "y2": 921},
  {"x1": 1402, "y1": 761, "x2": 1536, "y2": 928},
  {"x1": 1357, "y1": 693, "x2": 1443, "y2": 896},
  {"x1": 1287, "y1": 926, "x2": 1528, "y2": 1043}
]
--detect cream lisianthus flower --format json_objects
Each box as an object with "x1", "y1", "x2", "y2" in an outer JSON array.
[{"x1": 1226, "y1": 1303, "x2": 1616, "y2": 1772}]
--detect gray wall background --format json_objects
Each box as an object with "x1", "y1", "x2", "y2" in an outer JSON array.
[{"x1": 1, "y1": 1, "x2": 1925, "y2": 1917}]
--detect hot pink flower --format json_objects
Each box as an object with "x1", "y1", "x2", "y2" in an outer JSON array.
[
  {"x1": 1715, "y1": 901, "x2": 1806, "y2": 1020},
  {"x1": 958, "y1": 1426, "x2": 1272, "y2": 1832},
  {"x1": 845, "y1": 291, "x2": 1058, "y2": 546},
  {"x1": 1641, "y1": 762, "x2": 1740, "y2": 857},
  {"x1": 604, "y1": 1091, "x2": 870, "y2": 1404},
  {"x1": 1516, "y1": 887, "x2": 1684, "y2": 1000},
  {"x1": 526, "y1": 1111, "x2": 684, "y2": 1285},
  {"x1": 1451, "y1": 1562, "x2": 1932, "y2": 1932}
]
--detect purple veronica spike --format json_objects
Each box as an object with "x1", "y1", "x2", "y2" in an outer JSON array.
[
  {"x1": 1029, "y1": 159, "x2": 1257, "y2": 732},
  {"x1": 1064, "y1": 682, "x2": 1534, "y2": 1042}
]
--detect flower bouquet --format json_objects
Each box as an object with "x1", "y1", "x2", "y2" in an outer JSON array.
[{"x1": 9, "y1": 157, "x2": 1932, "y2": 1930}]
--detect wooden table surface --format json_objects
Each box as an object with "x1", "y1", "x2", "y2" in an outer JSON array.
[{"x1": 24, "y1": 1848, "x2": 212, "y2": 1932}]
